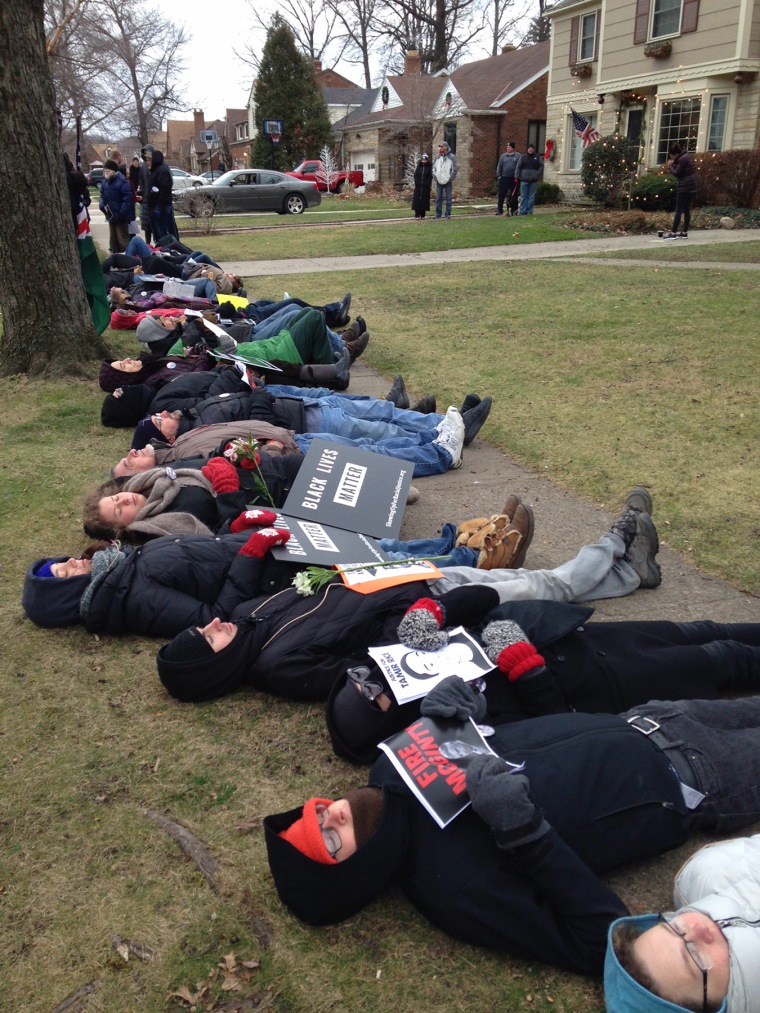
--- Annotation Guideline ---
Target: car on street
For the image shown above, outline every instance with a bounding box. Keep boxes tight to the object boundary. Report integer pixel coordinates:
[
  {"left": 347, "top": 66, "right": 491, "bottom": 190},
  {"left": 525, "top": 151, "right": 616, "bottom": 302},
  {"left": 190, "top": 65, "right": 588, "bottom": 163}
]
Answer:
[
  {"left": 170, "top": 167, "right": 207, "bottom": 190},
  {"left": 178, "top": 168, "right": 321, "bottom": 216},
  {"left": 86, "top": 166, "right": 105, "bottom": 187}
]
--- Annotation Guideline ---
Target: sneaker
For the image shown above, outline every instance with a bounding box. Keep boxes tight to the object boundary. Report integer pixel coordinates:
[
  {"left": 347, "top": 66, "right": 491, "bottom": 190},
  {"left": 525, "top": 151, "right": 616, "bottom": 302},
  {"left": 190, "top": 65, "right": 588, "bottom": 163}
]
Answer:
[
  {"left": 610, "top": 506, "right": 639, "bottom": 549},
  {"left": 662, "top": 232, "right": 678, "bottom": 240},
  {"left": 385, "top": 374, "right": 409, "bottom": 409},
  {"left": 676, "top": 232, "right": 688, "bottom": 239},
  {"left": 626, "top": 511, "right": 662, "bottom": 588},
  {"left": 625, "top": 486, "right": 653, "bottom": 516},
  {"left": 411, "top": 394, "right": 437, "bottom": 414},
  {"left": 463, "top": 396, "right": 493, "bottom": 446},
  {"left": 461, "top": 393, "right": 480, "bottom": 415},
  {"left": 434, "top": 406, "right": 465, "bottom": 469}
]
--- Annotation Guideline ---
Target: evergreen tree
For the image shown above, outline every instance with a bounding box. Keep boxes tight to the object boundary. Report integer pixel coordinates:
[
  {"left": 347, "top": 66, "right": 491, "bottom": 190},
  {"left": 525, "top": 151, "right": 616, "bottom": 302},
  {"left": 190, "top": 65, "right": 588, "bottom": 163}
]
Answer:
[{"left": 252, "top": 16, "right": 334, "bottom": 171}]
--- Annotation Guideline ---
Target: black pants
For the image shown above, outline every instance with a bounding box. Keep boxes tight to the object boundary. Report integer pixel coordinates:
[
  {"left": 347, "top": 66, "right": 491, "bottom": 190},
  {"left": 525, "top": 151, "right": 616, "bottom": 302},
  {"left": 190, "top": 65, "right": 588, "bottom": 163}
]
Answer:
[{"left": 672, "top": 191, "right": 694, "bottom": 233}]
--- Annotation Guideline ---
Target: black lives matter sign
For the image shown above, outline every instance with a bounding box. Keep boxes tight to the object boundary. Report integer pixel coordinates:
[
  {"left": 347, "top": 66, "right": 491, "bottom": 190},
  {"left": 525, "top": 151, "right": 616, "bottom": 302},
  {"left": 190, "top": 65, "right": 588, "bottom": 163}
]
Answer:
[{"left": 281, "top": 438, "right": 413, "bottom": 539}]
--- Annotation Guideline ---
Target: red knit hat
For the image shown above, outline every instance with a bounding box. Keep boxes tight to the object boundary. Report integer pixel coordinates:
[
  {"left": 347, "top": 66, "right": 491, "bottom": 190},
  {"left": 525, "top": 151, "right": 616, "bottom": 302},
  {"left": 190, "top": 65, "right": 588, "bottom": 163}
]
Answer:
[{"left": 280, "top": 798, "right": 337, "bottom": 865}]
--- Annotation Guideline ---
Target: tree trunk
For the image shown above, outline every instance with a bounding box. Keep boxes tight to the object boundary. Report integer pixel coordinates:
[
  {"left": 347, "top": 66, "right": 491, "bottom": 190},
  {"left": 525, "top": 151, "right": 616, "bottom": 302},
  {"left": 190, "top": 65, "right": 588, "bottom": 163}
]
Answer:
[{"left": 0, "top": 0, "right": 110, "bottom": 376}]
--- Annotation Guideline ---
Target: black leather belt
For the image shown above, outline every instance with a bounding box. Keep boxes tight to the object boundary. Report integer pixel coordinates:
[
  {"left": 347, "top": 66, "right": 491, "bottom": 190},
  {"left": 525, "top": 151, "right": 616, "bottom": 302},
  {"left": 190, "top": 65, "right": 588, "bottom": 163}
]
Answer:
[{"left": 626, "top": 714, "right": 700, "bottom": 792}]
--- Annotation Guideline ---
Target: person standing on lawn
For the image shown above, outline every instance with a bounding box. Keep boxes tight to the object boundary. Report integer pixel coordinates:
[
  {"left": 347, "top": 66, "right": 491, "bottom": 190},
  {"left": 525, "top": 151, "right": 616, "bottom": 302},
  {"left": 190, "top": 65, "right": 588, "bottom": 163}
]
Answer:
[
  {"left": 433, "top": 141, "right": 457, "bottom": 220},
  {"left": 412, "top": 153, "right": 433, "bottom": 220},
  {"left": 517, "top": 143, "right": 543, "bottom": 215}
]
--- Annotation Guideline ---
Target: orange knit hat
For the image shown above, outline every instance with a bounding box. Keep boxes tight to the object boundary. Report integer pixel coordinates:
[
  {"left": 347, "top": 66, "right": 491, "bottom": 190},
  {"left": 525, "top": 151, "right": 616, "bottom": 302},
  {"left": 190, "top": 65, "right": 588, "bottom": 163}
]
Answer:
[{"left": 279, "top": 797, "right": 337, "bottom": 865}]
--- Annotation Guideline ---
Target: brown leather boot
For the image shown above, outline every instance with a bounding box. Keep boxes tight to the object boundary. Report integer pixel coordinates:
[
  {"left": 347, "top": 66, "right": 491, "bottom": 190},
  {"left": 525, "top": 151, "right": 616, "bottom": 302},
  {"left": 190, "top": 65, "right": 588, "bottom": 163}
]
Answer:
[{"left": 504, "top": 503, "right": 535, "bottom": 568}]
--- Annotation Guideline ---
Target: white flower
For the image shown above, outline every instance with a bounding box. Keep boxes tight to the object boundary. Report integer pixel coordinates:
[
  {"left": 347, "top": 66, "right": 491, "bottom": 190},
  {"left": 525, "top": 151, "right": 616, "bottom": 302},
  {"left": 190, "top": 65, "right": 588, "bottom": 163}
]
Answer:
[{"left": 293, "top": 571, "right": 315, "bottom": 596}]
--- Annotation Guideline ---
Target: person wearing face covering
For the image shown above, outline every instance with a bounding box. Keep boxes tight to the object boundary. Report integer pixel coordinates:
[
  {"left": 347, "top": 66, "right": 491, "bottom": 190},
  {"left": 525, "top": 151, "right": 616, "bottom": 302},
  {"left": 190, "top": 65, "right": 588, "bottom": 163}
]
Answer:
[{"left": 265, "top": 691, "right": 760, "bottom": 980}]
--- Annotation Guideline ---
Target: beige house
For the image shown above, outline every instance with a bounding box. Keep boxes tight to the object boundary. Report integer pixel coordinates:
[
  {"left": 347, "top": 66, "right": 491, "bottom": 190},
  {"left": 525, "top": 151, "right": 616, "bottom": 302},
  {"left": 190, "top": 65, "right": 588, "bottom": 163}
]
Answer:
[{"left": 544, "top": 0, "right": 760, "bottom": 197}]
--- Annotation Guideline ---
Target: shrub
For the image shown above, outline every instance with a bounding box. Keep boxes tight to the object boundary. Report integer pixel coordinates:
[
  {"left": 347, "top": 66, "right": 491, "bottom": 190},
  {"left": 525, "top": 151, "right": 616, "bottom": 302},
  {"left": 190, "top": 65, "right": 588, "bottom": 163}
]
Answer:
[
  {"left": 630, "top": 170, "right": 677, "bottom": 211},
  {"left": 694, "top": 149, "right": 760, "bottom": 207},
  {"left": 536, "top": 181, "right": 561, "bottom": 204},
  {"left": 581, "top": 134, "right": 639, "bottom": 206}
]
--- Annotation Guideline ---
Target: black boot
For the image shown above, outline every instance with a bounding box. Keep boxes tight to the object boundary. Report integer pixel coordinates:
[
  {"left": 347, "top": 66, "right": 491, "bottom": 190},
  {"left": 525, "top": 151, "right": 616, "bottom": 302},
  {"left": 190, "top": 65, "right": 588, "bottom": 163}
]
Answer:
[{"left": 385, "top": 375, "right": 409, "bottom": 409}]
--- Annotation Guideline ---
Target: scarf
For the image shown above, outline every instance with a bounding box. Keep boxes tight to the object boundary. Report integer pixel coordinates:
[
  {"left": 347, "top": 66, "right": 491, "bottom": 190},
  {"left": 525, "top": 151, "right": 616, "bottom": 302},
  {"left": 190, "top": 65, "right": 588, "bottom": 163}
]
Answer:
[
  {"left": 122, "top": 466, "right": 216, "bottom": 538},
  {"left": 79, "top": 545, "right": 126, "bottom": 620}
]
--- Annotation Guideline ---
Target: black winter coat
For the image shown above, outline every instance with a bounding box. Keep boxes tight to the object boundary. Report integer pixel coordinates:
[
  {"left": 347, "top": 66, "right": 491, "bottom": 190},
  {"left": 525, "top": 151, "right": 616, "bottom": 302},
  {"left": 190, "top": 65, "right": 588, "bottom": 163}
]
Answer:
[
  {"left": 265, "top": 710, "right": 691, "bottom": 974},
  {"left": 83, "top": 533, "right": 262, "bottom": 636},
  {"left": 411, "top": 161, "right": 432, "bottom": 213},
  {"left": 147, "top": 150, "right": 173, "bottom": 208}
]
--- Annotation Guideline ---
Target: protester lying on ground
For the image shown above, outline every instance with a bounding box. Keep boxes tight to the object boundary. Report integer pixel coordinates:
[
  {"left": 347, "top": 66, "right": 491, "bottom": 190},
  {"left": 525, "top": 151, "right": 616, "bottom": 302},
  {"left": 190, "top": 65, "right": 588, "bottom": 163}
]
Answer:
[
  {"left": 22, "top": 502, "right": 521, "bottom": 638},
  {"left": 605, "top": 833, "right": 760, "bottom": 1013},
  {"left": 264, "top": 694, "right": 760, "bottom": 977},
  {"left": 153, "top": 491, "right": 654, "bottom": 703},
  {"left": 81, "top": 461, "right": 252, "bottom": 542},
  {"left": 99, "top": 351, "right": 217, "bottom": 393},
  {"left": 328, "top": 603, "right": 760, "bottom": 761},
  {"left": 127, "top": 380, "right": 483, "bottom": 476}
]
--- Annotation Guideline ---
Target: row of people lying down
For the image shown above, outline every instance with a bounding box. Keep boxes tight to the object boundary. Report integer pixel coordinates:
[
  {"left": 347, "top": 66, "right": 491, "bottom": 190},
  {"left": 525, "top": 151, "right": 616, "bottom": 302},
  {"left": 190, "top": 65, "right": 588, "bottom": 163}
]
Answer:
[{"left": 22, "top": 487, "right": 760, "bottom": 1012}]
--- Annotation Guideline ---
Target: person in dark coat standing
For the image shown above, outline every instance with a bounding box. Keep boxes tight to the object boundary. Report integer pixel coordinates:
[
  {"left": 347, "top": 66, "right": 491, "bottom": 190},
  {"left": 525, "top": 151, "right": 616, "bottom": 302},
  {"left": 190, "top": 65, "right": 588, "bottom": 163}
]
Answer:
[
  {"left": 516, "top": 143, "right": 543, "bottom": 215},
  {"left": 145, "top": 148, "right": 176, "bottom": 242},
  {"left": 664, "top": 143, "right": 698, "bottom": 239},
  {"left": 63, "top": 153, "right": 90, "bottom": 229},
  {"left": 138, "top": 144, "right": 154, "bottom": 243},
  {"left": 99, "top": 159, "right": 136, "bottom": 253},
  {"left": 495, "top": 142, "right": 521, "bottom": 215},
  {"left": 411, "top": 153, "right": 432, "bottom": 219}
]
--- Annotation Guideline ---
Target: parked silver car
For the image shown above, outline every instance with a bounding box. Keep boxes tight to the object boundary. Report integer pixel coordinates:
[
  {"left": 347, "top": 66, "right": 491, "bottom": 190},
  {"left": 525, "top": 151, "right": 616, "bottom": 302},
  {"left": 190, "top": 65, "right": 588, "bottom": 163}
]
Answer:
[{"left": 179, "top": 169, "right": 321, "bottom": 216}]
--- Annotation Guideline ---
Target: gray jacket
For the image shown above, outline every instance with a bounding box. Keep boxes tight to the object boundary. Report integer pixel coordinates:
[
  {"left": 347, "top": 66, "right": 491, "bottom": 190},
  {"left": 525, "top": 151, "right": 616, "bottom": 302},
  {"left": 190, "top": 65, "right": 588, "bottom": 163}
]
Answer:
[
  {"left": 433, "top": 152, "right": 457, "bottom": 185},
  {"left": 497, "top": 150, "right": 521, "bottom": 179}
]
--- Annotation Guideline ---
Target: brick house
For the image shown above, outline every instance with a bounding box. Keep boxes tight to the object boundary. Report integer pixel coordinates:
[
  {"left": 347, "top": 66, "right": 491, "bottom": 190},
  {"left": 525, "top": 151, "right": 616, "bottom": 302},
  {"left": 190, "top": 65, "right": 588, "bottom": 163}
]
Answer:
[
  {"left": 544, "top": 0, "right": 760, "bottom": 198},
  {"left": 335, "top": 44, "right": 549, "bottom": 194}
]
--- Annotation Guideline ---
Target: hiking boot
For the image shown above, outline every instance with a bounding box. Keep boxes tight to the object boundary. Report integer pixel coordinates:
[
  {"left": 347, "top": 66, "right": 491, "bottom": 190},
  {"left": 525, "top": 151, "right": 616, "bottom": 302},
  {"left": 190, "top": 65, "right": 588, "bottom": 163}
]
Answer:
[
  {"left": 626, "top": 511, "right": 662, "bottom": 588},
  {"left": 411, "top": 394, "right": 437, "bottom": 414},
  {"left": 345, "top": 331, "right": 369, "bottom": 364},
  {"left": 461, "top": 393, "right": 480, "bottom": 415},
  {"left": 610, "top": 506, "right": 639, "bottom": 550},
  {"left": 333, "top": 292, "right": 352, "bottom": 326},
  {"left": 505, "top": 503, "right": 535, "bottom": 568},
  {"left": 463, "top": 396, "right": 493, "bottom": 446},
  {"left": 385, "top": 374, "right": 409, "bottom": 409},
  {"left": 433, "top": 406, "right": 465, "bottom": 469},
  {"left": 625, "top": 486, "right": 653, "bottom": 516},
  {"left": 502, "top": 493, "right": 521, "bottom": 521},
  {"left": 340, "top": 318, "right": 365, "bottom": 342}
]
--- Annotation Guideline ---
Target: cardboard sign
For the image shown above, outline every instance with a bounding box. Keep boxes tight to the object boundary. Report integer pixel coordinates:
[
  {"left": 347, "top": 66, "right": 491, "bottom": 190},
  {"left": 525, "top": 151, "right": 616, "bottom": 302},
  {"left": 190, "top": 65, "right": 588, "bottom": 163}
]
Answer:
[
  {"left": 268, "top": 514, "right": 389, "bottom": 567},
  {"left": 368, "top": 628, "right": 494, "bottom": 704},
  {"left": 281, "top": 439, "right": 412, "bottom": 539},
  {"left": 162, "top": 278, "right": 198, "bottom": 298},
  {"left": 379, "top": 716, "right": 500, "bottom": 828},
  {"left": 336, "top": 558, "right": 443, "bottom": 595}
]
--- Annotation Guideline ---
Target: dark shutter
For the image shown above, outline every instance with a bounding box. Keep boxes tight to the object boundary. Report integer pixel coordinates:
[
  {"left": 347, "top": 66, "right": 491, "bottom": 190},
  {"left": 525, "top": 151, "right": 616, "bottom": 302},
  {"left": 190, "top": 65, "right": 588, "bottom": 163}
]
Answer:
[
  {"left": 569, "top": 16, "right": 579, "bottom": 64},
  {"left": 633, "top": 0, "right": 650, "bottom": 44},
  {"left": 594, "top": 11, "right": 601, "bottom": 60},
  {"left": 681, "top": 0, "right": 700, "bottom": 33}
]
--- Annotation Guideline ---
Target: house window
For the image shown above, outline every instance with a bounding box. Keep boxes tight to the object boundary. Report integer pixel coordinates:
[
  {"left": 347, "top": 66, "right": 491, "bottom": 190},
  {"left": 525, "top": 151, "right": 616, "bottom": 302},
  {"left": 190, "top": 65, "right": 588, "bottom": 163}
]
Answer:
[
  {"left": 567, "top": 112, "right": 596, "bottom": 170},
  {"left": 657, "top": 96, "right": 700, "bottom": 162},
  {"left": 626, "top": 108, "right": 644, "bottom": 160},
  {"left": 443, "top": 122, "right": 457, "bottom": 153},
  {"left": 527, "top": 120, "right": 546, "bottom": 155},
  {"left": 236, "top": 124, "right": 247, "bottom": 140},
  {"left": 652, "top": 0, "right": 681, "bottom": 38},
  {"left": 367, "top": 163, "right": 375, "bottom": 170},
  {"left": 579, "top": 12, "right": 597, "bottom": 61},
  {"left": 707, "top": 95, "right": 729, "bottom": 151}
]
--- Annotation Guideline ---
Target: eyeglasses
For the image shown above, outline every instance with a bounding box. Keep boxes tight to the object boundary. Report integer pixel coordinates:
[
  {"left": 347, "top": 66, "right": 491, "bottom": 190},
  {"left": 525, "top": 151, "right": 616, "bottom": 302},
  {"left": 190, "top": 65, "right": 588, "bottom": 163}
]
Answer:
[
  {"left": 658, "top": 913, "right": 710, "bottom": 1013},
  {"left": 315, "top": 803, "right": 341, "bottom": 858}
]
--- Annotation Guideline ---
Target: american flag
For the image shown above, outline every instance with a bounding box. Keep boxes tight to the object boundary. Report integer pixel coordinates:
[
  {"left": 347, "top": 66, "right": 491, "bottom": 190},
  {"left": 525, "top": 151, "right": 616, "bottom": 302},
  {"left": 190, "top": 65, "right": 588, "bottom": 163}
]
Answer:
[{"left": 571, "top": 108, "right": 600, "bottom": 147}]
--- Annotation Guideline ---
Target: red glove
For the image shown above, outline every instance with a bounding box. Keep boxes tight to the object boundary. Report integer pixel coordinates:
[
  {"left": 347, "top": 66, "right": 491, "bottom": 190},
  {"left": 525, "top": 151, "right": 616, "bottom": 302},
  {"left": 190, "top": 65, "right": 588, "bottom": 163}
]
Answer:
[
  {"left": 202, "top": 456, "right": 240, "bottom": 493},
  {"left": 230, "top": 508, "right": 278, "bottom": 533},
  {"left": 405, "top": 598, "right": 444, "bottom": 626},
  {"left": 238, "top": 527, "right": 290, "bottom": 558},
  {"left": 496, "top": 642, "right": 545, "bottom": 682},
  {"left": 239, "top": 452, "right": 261, "bottom": 471}
]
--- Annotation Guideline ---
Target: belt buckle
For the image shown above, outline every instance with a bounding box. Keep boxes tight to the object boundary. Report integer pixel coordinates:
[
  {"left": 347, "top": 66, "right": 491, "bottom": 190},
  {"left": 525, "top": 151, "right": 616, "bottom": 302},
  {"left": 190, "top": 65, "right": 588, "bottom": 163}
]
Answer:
[{"left": 627, "top": 714, "right": 661, "bottom": 735}]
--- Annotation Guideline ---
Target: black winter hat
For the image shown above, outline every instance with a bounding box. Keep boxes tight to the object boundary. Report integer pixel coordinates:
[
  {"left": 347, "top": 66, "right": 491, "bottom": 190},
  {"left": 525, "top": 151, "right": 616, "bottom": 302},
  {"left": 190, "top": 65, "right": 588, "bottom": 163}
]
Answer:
[
  {"left": 101, "top": 386, "right": 155, "bottom": 428},
  {"left": 156, "top": 625, "right": 252, "bottom": 702},
  {"left": 22, "top": 558, "right": 90, "bottom": 627},
  {"left": 104, "top": 159, "right": 119, "bottom": 171},
  {"left": 131, "top": 416, "right": 163, "bottom": 450},
  {"left": 160, "top": 627, "right": 213, "bottom": 663},
  {"left": 99, "top": 359, "right": 150, "bottom": 391}
]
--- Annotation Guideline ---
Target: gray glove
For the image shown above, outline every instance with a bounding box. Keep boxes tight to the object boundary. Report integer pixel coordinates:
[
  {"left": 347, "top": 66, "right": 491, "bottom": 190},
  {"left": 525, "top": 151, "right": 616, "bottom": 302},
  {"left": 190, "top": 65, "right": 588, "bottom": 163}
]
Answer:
[
  {"left": 466, "top": 755, "right": 549, "bottom": 849},
  {"left": 481, "top": 619, "right": 528, "bottom": 663},
  {"left": 397, "top": 603, "right": 448, "bottom": 652},
  {"left": 420, "top": 675, "right": 487, "bottom": 723}
]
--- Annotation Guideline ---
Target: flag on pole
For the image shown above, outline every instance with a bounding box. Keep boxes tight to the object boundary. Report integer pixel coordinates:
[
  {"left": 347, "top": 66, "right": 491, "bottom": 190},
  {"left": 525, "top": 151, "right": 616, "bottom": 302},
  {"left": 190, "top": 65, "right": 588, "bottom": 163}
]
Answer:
[
  {"left": 571, "top": 108, "right": 600, "bottom": 147},
  {"left": 76, "top": 199, "right": 110, "bottom": 334}
]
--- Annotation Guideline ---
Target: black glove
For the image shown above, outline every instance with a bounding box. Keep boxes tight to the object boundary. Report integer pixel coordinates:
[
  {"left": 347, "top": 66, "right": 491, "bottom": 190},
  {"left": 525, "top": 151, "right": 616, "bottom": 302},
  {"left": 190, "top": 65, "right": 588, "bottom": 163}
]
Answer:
[
  {"left": 466, "top": 755, "right": 549, "bottom": 849},
  {"left": 421, "top": 675, "right": 487, "bottom": 723}
]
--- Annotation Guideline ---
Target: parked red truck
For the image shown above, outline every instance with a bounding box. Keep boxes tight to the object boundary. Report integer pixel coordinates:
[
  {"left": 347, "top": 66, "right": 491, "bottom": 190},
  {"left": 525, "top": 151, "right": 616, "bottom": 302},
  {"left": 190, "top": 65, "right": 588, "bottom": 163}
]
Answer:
[{"left": 286, "top": 160, "right": 364, "bottom": 193}]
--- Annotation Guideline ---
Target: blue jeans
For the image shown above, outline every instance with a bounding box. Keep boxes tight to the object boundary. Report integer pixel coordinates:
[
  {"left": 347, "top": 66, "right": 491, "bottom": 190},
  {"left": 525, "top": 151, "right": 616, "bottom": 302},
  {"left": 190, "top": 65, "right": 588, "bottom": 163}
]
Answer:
[
  {"left": 435, "top": 182, "right": 452, "bottom": 218},
  {"left": 378, "top": 522, "right": 478, "bottom": 568},
  {"left": 125, "top": 235, "right": 153, "bottom": 258},
  {"left": 519, "top": 181, "right": 537, "bottom": 214},
  {"left": 293, "top": 398, "right": 452, "bottom": 477},
  {"left": 251, "top": 306, "right": 343, "bottom": 355}
]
